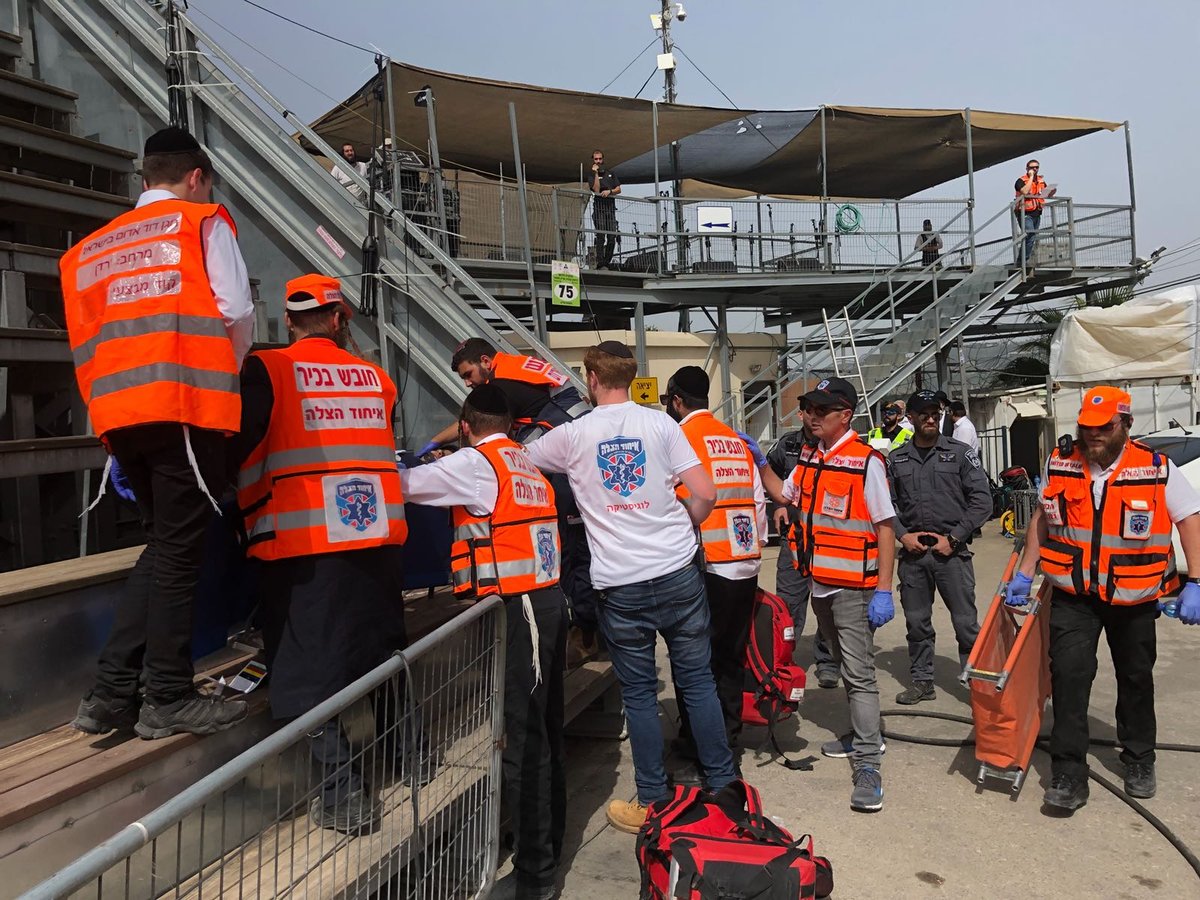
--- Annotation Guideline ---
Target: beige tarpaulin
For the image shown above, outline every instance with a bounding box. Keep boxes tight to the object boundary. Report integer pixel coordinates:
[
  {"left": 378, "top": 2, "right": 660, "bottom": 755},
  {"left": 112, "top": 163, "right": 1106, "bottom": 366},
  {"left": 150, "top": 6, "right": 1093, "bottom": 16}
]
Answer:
[{"left": 309, "top": 61, "right": 1120, "bottom": 199}]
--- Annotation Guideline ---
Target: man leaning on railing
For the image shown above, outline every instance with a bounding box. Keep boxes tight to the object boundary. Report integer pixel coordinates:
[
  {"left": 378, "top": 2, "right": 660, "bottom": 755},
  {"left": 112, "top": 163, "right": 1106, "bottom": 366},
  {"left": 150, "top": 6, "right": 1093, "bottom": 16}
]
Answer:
[{"left": 589, "top": 149, "right": 621, "bottom": 269}]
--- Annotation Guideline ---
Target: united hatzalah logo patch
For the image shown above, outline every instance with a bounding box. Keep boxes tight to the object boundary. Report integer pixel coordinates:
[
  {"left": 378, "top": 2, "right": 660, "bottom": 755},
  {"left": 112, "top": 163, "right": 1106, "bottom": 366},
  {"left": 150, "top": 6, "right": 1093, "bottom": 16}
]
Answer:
[
  {"left": 596, "top": 436, "right": 647, "bottom": 497},
  {"left": 536, "top": 527, "right": 558, "bottom": 578},
  {"left": 732, "top": 513, "right": 755, "bottom": 552},
  {"left": 817, "top": 379, "right": 830, "bottom": 390},
  {"left": 1129, "top": 512, "right": 1150, "bottom": 536},
  {"left": 336, "top": 478, "right": 378, "bottom": 532}
]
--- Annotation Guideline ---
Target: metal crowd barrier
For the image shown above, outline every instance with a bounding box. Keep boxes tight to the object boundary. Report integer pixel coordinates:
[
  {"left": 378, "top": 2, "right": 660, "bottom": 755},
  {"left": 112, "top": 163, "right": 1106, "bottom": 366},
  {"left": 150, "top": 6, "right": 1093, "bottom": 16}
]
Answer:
[
  {"left": 1012, "top": 488, "right": 1040, "bottom": 536},
  {"left": 22, "top": 597, "right": 506, "bottom": 900}
]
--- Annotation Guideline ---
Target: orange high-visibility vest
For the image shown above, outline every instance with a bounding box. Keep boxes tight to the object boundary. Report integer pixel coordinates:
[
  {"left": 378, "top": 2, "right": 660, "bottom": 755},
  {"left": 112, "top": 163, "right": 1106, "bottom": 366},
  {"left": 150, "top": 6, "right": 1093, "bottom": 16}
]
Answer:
[
  {"left": 677, "top": 411, "right": 761, "bottom": 564},
  {"left": 786, "top": 433, "right": 881, "bottom": 589},
  {"left": 1039, "top": 441, "right": 1176, "bottom": 605},
  {"left": 1016, "top": 173, "right": 1047, "bottom": 214},
  {"left": 237, "top": 337, "right": 406, "bottom": 560},
  {"left": 450, "top": 437, "right": 560, "bottom": 597},
  {"left": 489, "top": 352, "right": 569, "bottom": 389},
  {"left": 59, "top": 198, "right": 241, "bottom": 438}
]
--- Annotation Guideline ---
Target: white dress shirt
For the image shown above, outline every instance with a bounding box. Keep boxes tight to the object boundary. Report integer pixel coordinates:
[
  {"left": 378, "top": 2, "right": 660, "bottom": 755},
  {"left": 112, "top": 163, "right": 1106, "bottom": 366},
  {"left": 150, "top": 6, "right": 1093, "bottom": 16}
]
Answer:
[
  {"left": 400, "top": 432, "right": 505, "bottom": 516},
  {"left": 331, "top": 160, "right": 370, "bottom": 200},
  {"left": 952, "top": 416, "right": 980, "bottom": 453},
  {"left": 136, "top": 189, "right": 255, "bottom": 365}
]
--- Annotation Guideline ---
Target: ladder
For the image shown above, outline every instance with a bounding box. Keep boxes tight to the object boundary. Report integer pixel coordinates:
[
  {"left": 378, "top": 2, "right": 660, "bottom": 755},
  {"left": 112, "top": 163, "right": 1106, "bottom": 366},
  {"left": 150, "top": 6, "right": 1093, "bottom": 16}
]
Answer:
[{"left": 821, "top": 307, "right": 875, "bottom": 430}]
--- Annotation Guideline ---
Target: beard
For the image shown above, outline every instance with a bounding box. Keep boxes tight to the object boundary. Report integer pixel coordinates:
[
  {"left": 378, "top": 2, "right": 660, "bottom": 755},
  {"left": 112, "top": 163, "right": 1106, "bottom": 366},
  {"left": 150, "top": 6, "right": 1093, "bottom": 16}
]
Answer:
[{"left": 1077, "top": 424, "right": 1128, "bottom": 468}]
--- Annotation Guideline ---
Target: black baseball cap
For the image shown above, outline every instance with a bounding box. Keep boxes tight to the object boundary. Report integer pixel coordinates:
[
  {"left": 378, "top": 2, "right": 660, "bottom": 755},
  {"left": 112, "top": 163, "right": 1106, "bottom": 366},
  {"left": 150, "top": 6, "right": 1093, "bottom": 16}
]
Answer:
[
  {"left": 907, "top": 390, "right": 940, "bottom": 413},
  {"left": 803, "top": 377, "right": 857, "bottom": 411}
]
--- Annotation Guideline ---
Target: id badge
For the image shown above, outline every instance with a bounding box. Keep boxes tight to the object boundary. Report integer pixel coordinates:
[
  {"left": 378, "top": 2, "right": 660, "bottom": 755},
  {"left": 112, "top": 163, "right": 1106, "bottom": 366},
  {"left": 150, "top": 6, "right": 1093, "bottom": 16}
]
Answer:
[
  {"left": 1122, "top": 501, "right": 1153, "bottom": 541},
  {"left": 821, "top": 491, "right": 850, "bottom": 519},
  {"left": 1041, "top": 496, "right": 1063, "bottom": 526}
]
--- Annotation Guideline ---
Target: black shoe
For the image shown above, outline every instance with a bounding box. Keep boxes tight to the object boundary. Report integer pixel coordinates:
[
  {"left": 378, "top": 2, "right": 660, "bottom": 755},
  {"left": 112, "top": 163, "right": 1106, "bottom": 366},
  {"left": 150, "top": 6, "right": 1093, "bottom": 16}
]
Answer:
[
  {"left": 134, "top": 692, "right": 248, "bottom": 739},
  {"left": 895, "top": 681, "right": 936, "bottom": 705},
  {"left": 816, "top": 670, "right": 839, "bottom": 689},
  {"left": 309, "top": 788, "right": 380, "bottom": 834},
  {"left": 490, "top": 871, "right": 557, "bottom": 900},
  {"left": 1124, "top": 762, "right": 1156, "bottom": 799},
  {"left": 670, "top": 762, "right": 704, "bottom": 788},
  {"left": 1043, "top": 773, "right": 1089, "bottom": 810},
  {"left": 670, "top": 736, "right": 699, "bottom": 761},
  {"left": 71, "top": 691, "right": 138, "bottom": 734}
]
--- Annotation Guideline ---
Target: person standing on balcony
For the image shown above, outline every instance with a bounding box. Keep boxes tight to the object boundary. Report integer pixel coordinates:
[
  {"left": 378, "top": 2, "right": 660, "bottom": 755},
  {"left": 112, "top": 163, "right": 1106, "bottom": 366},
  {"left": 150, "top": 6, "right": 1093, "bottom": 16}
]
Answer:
[
  {"left": 524, "top": 341, "right": 736, "bottom": 834},
  {"left": 588, "top": 149, "right": 621, "bottom": 269},
  {"left": 887, "top": 390, "right": 991, "bottom": 706},
  {"left": 750, "top": 377, "right": 897, "bottom": 813},
  {"left": 401, "top": 384, "right": 567, "bottom": 900},
  {"left": 228, "top": 275, "right": 411, "bottom": 834},
  {"left": 915, "top": 219, "right": 942, "bottom": 267},
  {"left": 332, "top": 142, "right": 369, "bottom": 201},
  {"left": 1014, "top": 158, "right": 1055, "bottom": 264},
  {"left": 61, "top": 126, "right": 253, "bottom": 740}
]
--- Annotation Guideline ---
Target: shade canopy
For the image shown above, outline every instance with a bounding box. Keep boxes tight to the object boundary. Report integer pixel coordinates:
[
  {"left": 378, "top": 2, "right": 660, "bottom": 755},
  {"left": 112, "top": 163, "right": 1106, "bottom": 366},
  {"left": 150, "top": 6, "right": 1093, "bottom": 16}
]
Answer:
[{"left": 310, "top": 61, "right": 1121, "bottom": 199}]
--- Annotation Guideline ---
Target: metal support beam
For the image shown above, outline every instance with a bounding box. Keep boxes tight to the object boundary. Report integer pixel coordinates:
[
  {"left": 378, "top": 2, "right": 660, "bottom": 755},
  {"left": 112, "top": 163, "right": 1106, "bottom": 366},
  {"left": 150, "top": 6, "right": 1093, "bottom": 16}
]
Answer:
[
  {"left": 957, "top": 335, "right": 970, "bottom": 414},
  {"left": 717, "top": 303, "right": 732, "bottom": 416},
  {"left": 820, "top": 106, "right": 831, "bottom": 270},
  {"left": 1124, "top": 120, "right": 1137, "bottom": 263},
  {"left": 634, "top": 301, "right": 647, "bottom": 376},
  {"left": 509, "top": 102, "right": 546, "bottom": 345},
  {"left": 965, "top": 107, "right": 976, "bottom": 268}
]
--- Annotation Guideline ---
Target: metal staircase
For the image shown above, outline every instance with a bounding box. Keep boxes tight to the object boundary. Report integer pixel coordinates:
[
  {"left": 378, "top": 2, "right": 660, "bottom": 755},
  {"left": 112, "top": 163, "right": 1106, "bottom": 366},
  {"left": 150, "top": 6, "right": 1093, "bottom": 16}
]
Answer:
[
  {"left": 730, "top": 203, "right": 1029, "bottom": 433},
  {"left": 42, "top": 0, "right": 581, "bottom": 444}
]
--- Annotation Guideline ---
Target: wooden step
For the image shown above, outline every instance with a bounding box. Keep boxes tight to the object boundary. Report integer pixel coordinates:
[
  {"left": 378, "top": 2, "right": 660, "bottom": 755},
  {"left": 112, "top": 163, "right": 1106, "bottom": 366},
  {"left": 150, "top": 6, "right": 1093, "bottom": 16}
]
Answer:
[
  {"left": 0, "top": 68, "right": 76, "bottom": 117},
  {"left": 0, "top": 325, "right": 71, "bottom": 365},
  {"left": 0, "top": 239, "right": 63, "bottom": 278},
  {"left": 0, "top": 433, "right": 105, "bottom": 478},
  {"left": 0, "top": 170, "right": 130, "bottom": 228},
  {"left": 0, "top": 544, "right": 140, "bottom": 607},
  {"left": 0, "top": 114, "right": 134, "bottom": 185}
]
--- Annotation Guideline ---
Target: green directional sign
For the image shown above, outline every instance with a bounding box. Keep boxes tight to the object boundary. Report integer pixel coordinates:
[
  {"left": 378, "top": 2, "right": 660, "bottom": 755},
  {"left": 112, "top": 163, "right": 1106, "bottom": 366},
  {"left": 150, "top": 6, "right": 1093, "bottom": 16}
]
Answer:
[{"left": 551, "top": 260, "right": 581, "bottom": 308}]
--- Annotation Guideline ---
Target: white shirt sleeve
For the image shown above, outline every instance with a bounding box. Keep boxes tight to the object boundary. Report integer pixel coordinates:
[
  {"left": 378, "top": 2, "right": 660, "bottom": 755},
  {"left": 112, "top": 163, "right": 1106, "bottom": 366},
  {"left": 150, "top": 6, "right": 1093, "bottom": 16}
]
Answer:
[
  {"left": 781, "top": 466, "right": 799, "bottom": 504},
  {"left": 1166, "top": 459, "right": 1200, "bottom": 523},
  {"left": 201, "top": 215, "right": 255, "bottom": 366},
  {"left": 664, "top": 417, "right": 702, "bottom": 475},
  {"left": 400, "top": 448, "right": 498, "bottom": 517},
  {"left": 753, "top": 465, "right": 768, "bottom": 545},
  {"left": 863, "top": 453, "right": 897, "bottom": 524},
  {"left": 524, "top": 424, "right": 571, "bottom": 473}
]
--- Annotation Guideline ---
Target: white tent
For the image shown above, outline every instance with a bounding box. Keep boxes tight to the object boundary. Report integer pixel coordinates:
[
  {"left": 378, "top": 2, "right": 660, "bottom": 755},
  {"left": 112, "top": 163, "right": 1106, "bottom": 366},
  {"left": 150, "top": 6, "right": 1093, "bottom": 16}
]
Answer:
[{"left": 1050, "top": 285, "right": 1200, "bottom": 383}]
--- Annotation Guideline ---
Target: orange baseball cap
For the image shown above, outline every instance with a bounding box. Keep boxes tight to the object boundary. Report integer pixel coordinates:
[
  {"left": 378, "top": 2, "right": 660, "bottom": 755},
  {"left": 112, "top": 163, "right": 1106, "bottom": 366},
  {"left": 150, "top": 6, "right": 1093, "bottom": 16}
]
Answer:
[
  {"left": 284, "top": 274, "right": 352, "bottom": 317},
  {"left": 1077, "top": 385, "right": 1131, "bottom": 427}
]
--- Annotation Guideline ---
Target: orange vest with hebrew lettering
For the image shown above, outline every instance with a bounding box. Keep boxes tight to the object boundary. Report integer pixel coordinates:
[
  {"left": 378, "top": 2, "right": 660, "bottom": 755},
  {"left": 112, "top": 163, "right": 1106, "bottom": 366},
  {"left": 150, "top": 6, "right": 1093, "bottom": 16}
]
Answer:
[
  {"left": 786, "top": 433, "right": 881, "bottom": 589},
  {"left": 677, "top": 411, "right": 761, "bottom": 564},
  {"left": 59, "top": 199, "right": 240, "bottom": 438},
  {"left": 1016, "top": 172, "right": 1047, "bottom": 214},
  {"left": 450, "top": 437, "right": 560, "bottom": 597},
  {"left": 236, "top": 338, "right": 406, "bottom": 561},
  {"left": 1039, "top": 441, "right": 1176, "bottom": 605}
]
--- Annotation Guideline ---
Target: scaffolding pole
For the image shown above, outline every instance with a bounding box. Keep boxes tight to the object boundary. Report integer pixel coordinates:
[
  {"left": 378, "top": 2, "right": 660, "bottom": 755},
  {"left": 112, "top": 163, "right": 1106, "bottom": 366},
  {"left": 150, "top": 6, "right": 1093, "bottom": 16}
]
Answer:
[{"left": 509, "top": 102, "right": 546, "bottom": 345}]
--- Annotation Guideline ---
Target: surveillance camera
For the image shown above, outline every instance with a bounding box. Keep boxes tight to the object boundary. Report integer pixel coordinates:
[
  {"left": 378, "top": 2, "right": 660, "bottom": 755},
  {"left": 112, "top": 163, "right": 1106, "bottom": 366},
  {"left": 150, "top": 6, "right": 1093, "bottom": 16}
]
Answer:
[{"left": 675, "top": 3, "right": 687, "bottom": 20}]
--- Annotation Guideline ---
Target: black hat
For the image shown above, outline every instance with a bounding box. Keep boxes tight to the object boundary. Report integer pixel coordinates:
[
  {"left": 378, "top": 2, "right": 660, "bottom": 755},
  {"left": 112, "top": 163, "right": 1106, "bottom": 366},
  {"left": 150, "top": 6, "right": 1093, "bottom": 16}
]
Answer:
[
  {"left": 907, "top": 390, "right": 940, "bottom": 413},
  {"left": 667, "top": 365, "right": 709, "bottom": 400},
  {"left": 593, "top": 340, "right": 634, "bottom": 359},
  {"left": 802, "top": 376, "right": 857, "bottom": 411},
  {"left": 464, "top": 383, "right": 511, "bottom": 417},
  {"left": 143, "top": 126, "right": 201, "bottom": 156},
  {"left": 933, "top": 389, "right": 950, "bottom": 403}
]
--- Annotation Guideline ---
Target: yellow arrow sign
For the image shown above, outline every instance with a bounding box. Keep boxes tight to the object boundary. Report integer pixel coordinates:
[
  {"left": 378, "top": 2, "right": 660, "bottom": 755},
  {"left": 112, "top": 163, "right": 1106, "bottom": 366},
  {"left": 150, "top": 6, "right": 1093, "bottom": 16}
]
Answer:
[{"left": 632, "top": 376, "right": 659, "bottom": 406}]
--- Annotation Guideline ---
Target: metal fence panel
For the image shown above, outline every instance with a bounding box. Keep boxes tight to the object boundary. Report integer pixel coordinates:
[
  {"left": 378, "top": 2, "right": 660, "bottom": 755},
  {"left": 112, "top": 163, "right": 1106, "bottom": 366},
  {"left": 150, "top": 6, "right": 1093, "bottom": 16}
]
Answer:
[{"left": 23, "top": 597, "right": 506, "bottom": 900}]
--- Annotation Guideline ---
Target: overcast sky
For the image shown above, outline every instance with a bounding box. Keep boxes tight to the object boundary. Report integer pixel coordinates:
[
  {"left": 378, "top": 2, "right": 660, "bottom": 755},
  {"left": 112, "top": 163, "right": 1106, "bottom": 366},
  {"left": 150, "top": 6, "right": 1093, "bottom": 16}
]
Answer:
[{"left": 190, "top": 0, "right": 1199, "bottom": 285}]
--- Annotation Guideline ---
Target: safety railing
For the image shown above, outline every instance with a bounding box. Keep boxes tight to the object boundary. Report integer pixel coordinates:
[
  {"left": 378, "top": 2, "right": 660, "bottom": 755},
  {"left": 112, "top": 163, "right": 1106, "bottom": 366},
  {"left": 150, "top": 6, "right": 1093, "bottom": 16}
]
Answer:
[
  {"left": 977, "top": 425, "right": 1011, "bottom": 477},
  {"left": 22, "top": 597, "right": 506, "bottom": 900}
]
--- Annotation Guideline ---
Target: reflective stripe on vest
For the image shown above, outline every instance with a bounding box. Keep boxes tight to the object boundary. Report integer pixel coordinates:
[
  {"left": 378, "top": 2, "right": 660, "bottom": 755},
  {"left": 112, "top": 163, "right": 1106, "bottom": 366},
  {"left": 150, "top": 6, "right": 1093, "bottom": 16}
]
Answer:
[
  {"left": 450, "top": 438, "right": 560, "bottom": 597},
  {"left": 789, "top": 432, "right": 880, "bottom": 589},
  {"left": 236, "top": 339, "right": 406, "bottom": 560},
  {"left": 59, "top": 199, "right": 240, "bottom": 437},
  {"left": 1040, "top": 442, "right": 1175, "bottom": 605},
  {"left": 678, "top": 411, "right": 762, "bottom": 564}
]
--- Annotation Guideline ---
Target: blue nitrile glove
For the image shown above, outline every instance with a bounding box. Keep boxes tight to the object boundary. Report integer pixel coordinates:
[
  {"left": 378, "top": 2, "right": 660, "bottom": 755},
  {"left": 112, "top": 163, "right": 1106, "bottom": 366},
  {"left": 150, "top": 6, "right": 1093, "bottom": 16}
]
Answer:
[
  {"left": 867, "top": 590, "right": 894, "bottom": 629},
  {"left": 1006, "top": 571, "right": 1034, "bottom": 607},
  {"left": 415, "top": 440, "right": 441, "bottom": 458},
  {"left": 109, "top": 457, "right": 136, "bottom": 503},
  {"left": 736, "top": 430, "right": 767, "bottom": 468},
  {"left": 1178, "top": 582, "right": 1200, "bottom": 625}
]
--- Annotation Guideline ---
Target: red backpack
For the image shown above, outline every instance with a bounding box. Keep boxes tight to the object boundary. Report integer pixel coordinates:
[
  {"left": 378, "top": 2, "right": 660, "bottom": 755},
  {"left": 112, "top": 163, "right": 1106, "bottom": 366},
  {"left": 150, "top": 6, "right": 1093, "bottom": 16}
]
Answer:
[
  {"left": 743, "top": 589, "right": 808, "bottom": 763},
  {"left": 636, "top": 780, "right": 834, "bottom": 899}
]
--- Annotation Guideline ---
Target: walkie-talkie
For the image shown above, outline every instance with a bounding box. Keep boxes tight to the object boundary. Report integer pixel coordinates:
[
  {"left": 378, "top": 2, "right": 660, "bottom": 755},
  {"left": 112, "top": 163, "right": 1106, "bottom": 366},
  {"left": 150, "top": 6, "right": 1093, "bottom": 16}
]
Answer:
[{"left": 1057, "top": 434, "right": 1075, "bottom": 458}]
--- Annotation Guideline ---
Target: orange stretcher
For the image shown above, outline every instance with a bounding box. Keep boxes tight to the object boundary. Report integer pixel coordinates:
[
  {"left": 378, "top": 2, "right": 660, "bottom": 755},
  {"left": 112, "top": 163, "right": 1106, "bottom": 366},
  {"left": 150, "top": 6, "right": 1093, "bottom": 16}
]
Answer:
[{"left": 960, "top": 542, "right": 1052, "bottom": 793}]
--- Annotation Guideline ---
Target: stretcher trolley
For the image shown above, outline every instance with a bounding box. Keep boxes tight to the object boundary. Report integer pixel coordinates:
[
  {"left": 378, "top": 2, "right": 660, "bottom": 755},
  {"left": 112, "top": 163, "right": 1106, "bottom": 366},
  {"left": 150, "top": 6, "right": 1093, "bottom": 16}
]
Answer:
[{"left": 960, "top": 543, "right": 1051, "bottom": 794}]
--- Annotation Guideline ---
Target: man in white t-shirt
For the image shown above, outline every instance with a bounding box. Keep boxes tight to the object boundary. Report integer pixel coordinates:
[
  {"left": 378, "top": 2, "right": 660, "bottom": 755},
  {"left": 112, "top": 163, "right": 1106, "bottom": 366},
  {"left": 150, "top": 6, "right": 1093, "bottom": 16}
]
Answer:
[
  {"left": 332, "top": 142, "right": 369, "bottom": 200},
  {"left": 525, "top": 341, "right": 735, "bottom": 834},
  {"left": 949, "top": 400, "right": 980, "bottom": 453},
  {"left": 751, "top": 376, "right": 897, "bottom": 813}
]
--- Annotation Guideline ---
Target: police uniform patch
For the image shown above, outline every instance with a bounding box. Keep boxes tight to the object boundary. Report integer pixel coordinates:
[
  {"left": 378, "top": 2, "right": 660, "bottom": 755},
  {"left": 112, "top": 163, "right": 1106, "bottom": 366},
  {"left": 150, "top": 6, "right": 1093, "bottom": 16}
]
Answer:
[
  {"left": 965, "top": 448, "right": 982, "bottom": 469},
  {"left": 938, "top": 451, "right": 956, "bottom": 463}
]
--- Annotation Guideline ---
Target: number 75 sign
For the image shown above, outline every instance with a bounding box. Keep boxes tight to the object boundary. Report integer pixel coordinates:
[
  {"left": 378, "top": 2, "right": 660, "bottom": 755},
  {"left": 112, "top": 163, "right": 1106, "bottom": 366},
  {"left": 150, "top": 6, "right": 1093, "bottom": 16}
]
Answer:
[{"left": 551, "top": 260, "right": 581, "bottom": 308}]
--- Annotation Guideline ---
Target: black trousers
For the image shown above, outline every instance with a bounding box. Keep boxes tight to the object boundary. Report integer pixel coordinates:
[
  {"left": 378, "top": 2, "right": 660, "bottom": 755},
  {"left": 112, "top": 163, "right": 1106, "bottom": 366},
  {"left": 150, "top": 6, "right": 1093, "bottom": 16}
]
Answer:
[
  {"left": 559, "top": 518, "right": 599, "bottom": 632},
  {"left": 677, "top": 572, "right": 756, "bottom": 746},
  {"left": 1048, "top": 588, "right": 1158, "bottom": 778},
  {"left": 95, "top": 423, "right": 225, "bottom": 704},
  {"left": 504, "top": 588, "right": 568, "bottom": 894},
  {"left": 592, "top": 206, "right": 617, "bottom": 267}
]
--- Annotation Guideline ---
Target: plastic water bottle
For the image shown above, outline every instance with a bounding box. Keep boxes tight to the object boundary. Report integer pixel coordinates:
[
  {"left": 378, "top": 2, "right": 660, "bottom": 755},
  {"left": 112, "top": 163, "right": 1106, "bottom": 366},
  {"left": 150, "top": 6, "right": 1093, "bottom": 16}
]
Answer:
[{"left": 1159, "top": 599, "right": 1180, "bottom": 619}]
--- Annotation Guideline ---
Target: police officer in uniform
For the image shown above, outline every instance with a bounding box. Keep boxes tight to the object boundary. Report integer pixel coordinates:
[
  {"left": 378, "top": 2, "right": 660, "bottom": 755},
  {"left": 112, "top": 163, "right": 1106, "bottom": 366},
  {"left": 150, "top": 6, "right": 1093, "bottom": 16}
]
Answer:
[
  {"left": 888, "top": 390, "right": 992, "bottom": 705},
  {"left": 228, "top": 275, "right": 410, "bottom": 834},
  {"left": 1009, "top": 386, "right": 1200, "bottom": 811},
  {"left": 402, "top": 385, "right": 567, "bottom": 900},
  {"left": 866, "top": 402, "right": 913, "bottom": 452}
]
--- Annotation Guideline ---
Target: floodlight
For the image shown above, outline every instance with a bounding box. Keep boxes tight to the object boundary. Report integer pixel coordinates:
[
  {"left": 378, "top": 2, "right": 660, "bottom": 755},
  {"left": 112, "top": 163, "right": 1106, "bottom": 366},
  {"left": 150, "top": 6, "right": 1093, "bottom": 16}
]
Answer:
[{"left": 650, "top": 13, "right": 662, "bottom": 29}]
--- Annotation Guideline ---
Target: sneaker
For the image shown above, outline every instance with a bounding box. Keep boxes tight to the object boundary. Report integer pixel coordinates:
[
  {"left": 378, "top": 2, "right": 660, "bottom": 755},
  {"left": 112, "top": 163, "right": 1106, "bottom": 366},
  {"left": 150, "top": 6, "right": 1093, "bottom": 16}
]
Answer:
[
  {"left": 895, "top": 681, "right": 936, "bottom": 705},
  {"left": 816, "top": 670, "right": 839, "bottom": 689},
  {"left": 1124, "top": 762, "right": 1156, "bottom": 799},
  {"left": 606, "top": 799, "right": 649, "bottom": 834},
  {"left": 1043, "top": 773, "right": 1089, "bottom": 810},
  {"left": 850, "top": 766, "right": 884, "bottom": 812},
  {"left": 309, "top": 788, "right": 380, "bottom": 834},
  {"left": 820, "top": 732, "right": 886, "bottom": 759},
  {"left": 71, "top": 691, "right": 138, "bottom": 734},
  {"left": 134, "top": 692, "right": 248, "bottom": 739}
]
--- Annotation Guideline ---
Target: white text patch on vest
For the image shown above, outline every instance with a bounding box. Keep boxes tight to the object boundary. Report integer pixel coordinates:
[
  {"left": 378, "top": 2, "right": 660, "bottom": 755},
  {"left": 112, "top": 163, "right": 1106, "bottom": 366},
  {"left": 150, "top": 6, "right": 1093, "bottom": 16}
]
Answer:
[
  {"left": 301, "top": 397, "right": 388, "bottom": 430},
  {"left": 293, "top": 362, "right": 382, "bottom": 393}
]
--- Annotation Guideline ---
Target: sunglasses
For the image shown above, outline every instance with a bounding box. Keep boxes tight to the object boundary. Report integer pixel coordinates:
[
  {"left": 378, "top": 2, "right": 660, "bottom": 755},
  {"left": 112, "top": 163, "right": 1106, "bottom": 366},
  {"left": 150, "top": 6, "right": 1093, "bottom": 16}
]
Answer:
[
  {"left": 1080, "top": 422, "right": 1118, "bottom": 434},
  {"left": 810, "top": 405, "right": 849, "bottom": 419},
  {"left": 914, "top": 409, "right": 940, "bottom": 420}
]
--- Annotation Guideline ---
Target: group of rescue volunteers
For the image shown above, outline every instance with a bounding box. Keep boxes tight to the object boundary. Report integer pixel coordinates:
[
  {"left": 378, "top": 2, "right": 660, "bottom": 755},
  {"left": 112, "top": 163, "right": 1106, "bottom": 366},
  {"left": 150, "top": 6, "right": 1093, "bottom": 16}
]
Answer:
[{"left": 58, "top": 128, "right": 1200, "bottom": 899}]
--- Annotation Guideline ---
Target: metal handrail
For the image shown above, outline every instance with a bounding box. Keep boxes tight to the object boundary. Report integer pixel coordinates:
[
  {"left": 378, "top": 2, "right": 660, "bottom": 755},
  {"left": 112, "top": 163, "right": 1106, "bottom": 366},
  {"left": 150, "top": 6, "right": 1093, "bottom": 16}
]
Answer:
[{"left": 20, "top": 595, "right": 507, "bottom": 900}]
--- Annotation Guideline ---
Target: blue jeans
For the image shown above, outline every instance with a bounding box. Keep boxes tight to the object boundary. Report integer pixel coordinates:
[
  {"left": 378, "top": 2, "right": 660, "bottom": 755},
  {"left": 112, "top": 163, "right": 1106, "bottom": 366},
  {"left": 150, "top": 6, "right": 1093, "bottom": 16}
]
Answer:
[
  {"left": 599, "top": 562, "right": 735, "bottom": 805},
  {"left": 1022, "top": 210, "right": 1041, "bottom": 262}
]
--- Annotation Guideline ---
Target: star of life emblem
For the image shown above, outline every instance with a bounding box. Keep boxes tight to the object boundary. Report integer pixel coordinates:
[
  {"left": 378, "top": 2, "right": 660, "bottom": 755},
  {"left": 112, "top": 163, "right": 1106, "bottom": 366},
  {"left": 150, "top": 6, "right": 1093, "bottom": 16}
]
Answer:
[
  {"left": 336, "top": 478, "right": 378, "bottom": 532},
  {"left": 731, "top": 513, "right": 755, "bottom": 552},
  {"left": 536, "top": 527, "right": 557, "bottom": 578},
  {"left": 596, "top": 436, "right": 647, "bottom": 497}
]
